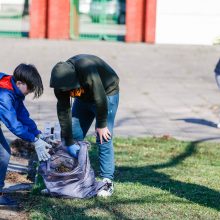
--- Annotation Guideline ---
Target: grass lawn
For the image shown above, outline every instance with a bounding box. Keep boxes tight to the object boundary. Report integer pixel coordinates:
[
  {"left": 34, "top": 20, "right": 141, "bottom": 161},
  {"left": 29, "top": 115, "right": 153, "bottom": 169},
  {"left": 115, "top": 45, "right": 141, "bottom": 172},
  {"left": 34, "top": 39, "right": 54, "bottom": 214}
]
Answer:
[{"left": 19, "top": 137, "right": 220, "bottom": 219}]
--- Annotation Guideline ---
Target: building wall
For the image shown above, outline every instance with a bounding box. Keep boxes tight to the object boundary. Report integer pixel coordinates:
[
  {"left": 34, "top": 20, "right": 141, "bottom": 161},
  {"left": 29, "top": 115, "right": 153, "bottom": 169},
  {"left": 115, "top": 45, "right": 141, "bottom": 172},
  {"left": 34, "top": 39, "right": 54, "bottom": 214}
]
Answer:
[
  {"left": 0, "top": 0, "right": 25, "bottom": 5},
  {"left": 156, "top": 0, "right": 220, "bottom": 45},
  {"left": 0, "top": 0, "right": 25, "bottom": 12}
]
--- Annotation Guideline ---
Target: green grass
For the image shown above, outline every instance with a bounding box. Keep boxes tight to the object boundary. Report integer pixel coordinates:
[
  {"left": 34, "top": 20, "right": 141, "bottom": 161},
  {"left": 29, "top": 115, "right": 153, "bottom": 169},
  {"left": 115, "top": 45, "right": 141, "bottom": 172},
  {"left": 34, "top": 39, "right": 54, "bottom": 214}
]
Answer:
[{"left": 20, "top": 137, "right": 220, "bottom": 219}]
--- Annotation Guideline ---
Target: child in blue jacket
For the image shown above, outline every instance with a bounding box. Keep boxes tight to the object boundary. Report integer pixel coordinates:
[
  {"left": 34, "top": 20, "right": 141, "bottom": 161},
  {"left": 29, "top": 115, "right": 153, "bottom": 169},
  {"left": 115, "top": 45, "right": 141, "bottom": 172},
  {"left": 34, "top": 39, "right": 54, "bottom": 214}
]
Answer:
[{"left": 0, "top": 64, "right": 51, "bottom": 206}]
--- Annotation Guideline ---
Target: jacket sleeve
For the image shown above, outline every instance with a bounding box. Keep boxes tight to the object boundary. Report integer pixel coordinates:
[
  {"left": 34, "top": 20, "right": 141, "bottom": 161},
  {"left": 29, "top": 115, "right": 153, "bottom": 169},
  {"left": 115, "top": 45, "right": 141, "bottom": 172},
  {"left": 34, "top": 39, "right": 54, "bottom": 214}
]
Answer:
[
  {"left": 0, "top": 91, "right": 36, "bottom": 142},
  {"left": 86, "top": 66, "right": 108, "bottom": 128},
  {"left": 54, "top": 89, "right": 74, "bottom": 146},
  {"left": 215, "top": 59, "right": 220, "bottom": 75},
  {"left": 16, "top": 102, "right": 41, "bottom": 137}
]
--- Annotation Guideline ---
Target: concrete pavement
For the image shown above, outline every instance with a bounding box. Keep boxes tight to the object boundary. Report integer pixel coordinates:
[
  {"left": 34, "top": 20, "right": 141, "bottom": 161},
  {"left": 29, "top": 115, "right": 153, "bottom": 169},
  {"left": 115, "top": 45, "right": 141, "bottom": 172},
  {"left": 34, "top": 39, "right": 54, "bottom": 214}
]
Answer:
[{"left": 1, "top": 38, "right": 220, "bottom": 142}]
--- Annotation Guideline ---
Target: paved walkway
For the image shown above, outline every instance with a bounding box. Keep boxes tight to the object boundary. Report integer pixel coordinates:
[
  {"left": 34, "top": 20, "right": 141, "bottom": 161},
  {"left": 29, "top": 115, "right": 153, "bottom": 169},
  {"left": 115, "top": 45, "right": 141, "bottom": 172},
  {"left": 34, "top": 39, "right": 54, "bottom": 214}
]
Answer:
[{"left": 1, "top": 38, "right": 220, "bottom": 143}]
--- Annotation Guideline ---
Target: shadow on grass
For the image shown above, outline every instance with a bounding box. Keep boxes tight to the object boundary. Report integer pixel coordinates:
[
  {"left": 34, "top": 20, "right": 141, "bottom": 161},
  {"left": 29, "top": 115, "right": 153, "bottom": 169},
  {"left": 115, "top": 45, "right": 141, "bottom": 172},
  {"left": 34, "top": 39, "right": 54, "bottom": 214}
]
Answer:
[
  {"left": 115, "top": 137, "right": 220, "bottom": 211},
  {"left": 16, "top": 192, "right": 133, "bottom": 220},
  {"left": 16, "top": 137, "right": 220, "bottom": 218},
  {"left": 17, "top": 191, "right": 192, "bottom": 220}
]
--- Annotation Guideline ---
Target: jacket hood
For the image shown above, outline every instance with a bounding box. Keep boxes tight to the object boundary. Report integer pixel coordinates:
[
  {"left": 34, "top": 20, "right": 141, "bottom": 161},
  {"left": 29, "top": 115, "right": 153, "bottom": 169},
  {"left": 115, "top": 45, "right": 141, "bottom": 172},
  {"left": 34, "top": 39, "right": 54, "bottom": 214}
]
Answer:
[
  {"left": 0, "top": 73, "right": 13, "bottom": 91},
  {"left": 0, "top": 72, "right": 8, "bottom": 80},
  {"left": 0, "top": 72, "right": 24, "bottom": 100},
  {"left": 50, "top": 61, "right": 80, "bottom": 90}
]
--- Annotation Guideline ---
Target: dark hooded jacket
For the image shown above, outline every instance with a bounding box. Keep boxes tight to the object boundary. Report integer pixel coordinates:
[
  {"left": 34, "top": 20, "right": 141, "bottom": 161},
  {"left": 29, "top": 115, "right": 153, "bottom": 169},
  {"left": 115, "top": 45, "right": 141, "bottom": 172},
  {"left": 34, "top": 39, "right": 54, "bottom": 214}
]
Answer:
[
  {"left": 50, "top": 54, "right": 119, "bottom": 146},
  {"left": 0, "top": 72, "right": 40, "bottom": 146}
]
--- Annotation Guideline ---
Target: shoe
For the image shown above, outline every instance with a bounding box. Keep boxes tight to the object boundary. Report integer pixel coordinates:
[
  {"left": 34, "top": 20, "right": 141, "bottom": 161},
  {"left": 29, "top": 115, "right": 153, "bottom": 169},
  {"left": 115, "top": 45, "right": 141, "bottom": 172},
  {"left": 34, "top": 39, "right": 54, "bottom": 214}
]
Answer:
[
  {"left": 97, "top": 178, "right": 114, "bottom": 197},
  {"left": 0, "top": 195, "right": 17, "bottom": 206},
  {"left": 41, "top": 189, "right": 49, "bottom": 195}
]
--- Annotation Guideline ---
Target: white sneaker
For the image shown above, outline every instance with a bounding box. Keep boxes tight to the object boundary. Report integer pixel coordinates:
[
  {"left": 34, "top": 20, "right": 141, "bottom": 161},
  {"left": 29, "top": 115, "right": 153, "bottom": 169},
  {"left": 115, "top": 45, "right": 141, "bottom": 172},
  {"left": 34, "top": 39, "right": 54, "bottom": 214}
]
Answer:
[
  {"left": 41, "top": 189, "right": 49, "bottom": 195},
  {"left": 97, "top": 178, "right": 114, "bottom": 197}
]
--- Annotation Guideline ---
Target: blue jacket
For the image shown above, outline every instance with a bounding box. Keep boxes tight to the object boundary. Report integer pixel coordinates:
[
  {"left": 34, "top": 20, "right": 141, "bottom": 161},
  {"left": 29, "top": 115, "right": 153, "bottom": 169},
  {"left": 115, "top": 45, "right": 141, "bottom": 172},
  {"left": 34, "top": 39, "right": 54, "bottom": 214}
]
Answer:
[{"left": 0, "top": 72, "right": 40, "bottom": 143}]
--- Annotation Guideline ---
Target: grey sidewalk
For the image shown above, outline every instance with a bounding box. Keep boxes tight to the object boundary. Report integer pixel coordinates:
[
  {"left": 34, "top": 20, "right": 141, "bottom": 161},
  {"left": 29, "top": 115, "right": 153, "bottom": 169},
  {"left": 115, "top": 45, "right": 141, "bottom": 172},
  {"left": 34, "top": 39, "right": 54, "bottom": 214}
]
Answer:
[{"left": 1, "top": 38, "right": 220, "bottom": 142}]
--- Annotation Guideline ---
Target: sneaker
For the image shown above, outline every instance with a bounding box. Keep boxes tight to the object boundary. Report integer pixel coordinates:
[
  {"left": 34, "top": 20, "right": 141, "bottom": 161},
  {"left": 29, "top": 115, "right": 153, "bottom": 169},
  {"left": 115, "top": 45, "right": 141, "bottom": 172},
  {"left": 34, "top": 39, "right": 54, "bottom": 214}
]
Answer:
[
  {"left": 41, "top": 189, "right": 49, "bottom": 195},
  {"left": 0, "top": 195, "right": 17, "bottom": 206},
  {"left": 97, "top": 178, "right": 114, "bottom": 197}
]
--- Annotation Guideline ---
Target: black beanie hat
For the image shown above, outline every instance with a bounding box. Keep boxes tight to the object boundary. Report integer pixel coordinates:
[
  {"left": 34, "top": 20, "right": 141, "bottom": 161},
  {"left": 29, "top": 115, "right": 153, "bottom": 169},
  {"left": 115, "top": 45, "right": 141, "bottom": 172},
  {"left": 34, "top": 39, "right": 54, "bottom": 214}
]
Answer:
[{"left": 50, "top": 61, "right": 80, "bottom": 90}]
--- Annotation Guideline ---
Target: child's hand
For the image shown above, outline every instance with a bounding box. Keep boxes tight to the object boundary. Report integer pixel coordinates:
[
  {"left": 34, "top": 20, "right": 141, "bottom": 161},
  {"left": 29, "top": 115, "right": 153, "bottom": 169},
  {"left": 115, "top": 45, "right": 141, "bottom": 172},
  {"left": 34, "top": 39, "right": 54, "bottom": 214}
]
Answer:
[{"left": 34, "top": 138, "right": 52, "bottom": 161}]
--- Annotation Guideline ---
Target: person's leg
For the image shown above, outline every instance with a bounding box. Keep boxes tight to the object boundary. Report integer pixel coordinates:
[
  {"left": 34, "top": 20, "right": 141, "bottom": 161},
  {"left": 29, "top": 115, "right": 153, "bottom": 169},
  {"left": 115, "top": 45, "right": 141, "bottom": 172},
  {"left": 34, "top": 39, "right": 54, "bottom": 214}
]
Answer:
[
  {"left": 96, "top": 93, "right": 119, "bottom": 180},
  {"left": 0, "top": 128, "right": 11, "bottom": 193},
  {"left": 0, "top": 127, "right": 16, "bottom": 205},
  {"left": 72, "top": 98, "right": 95, "bottom": 141}
]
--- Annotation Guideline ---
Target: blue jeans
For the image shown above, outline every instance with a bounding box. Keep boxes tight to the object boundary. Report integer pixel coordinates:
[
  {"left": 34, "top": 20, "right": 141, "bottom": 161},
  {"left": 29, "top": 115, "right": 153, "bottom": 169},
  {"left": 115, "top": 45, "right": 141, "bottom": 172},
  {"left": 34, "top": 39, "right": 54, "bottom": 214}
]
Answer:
[
  {"left": 72, "top": 93, "right": 119, "bottom": 180},
  {"left": 0, "top": 127, "right": 11, "bottom": 192}
]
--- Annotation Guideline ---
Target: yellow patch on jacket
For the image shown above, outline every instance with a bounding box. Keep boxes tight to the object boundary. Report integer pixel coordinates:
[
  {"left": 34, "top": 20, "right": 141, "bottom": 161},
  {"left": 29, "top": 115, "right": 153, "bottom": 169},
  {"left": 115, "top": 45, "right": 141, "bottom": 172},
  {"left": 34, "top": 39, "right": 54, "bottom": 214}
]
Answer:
[{"left": 70, "top": 88, "right": 85, "bottom": 97}]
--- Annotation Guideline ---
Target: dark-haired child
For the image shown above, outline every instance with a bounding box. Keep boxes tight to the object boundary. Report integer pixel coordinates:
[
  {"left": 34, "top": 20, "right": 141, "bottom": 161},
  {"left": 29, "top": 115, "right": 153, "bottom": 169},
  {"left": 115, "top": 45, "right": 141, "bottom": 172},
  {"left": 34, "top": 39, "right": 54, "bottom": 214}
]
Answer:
[{"left": 0, "top": 64, "right": 51, "bottom": 206}]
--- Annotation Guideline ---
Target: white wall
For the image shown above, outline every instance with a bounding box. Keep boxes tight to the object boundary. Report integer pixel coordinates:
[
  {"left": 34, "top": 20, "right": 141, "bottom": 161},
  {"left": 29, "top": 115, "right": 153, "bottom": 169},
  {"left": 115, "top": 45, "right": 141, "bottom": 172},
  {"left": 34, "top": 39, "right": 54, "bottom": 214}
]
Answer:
[
  {"left": 0, "top": 0, "right": 26, "bottom": 13},
  {"left": 156, "top": 0, "right": 220, "bottom": 45},
  {"left": 0, "top": 0, "right": 24, "bottom": 4}
]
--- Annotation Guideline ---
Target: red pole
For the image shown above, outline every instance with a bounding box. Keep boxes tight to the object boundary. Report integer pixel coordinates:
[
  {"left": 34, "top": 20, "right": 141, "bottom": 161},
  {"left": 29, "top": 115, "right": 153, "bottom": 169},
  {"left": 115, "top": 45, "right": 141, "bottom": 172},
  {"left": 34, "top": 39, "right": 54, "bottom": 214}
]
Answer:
[
  {"left": 144, "top": 0, "right": 157, "bottom": 43},
  {"left": 125, "top": 0, "right": 145, "bottom": 42},
  {"left": 29, "top": 0, "right": 48, "bottom": 38},
  {"left": 47, "top": 0, "right": 70, "bottom": 39}
]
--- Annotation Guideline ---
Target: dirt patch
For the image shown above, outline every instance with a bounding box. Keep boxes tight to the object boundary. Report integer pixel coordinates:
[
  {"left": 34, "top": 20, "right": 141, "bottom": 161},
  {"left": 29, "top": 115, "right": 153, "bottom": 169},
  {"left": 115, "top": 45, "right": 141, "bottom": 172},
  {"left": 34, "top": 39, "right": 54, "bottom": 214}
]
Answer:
[
  {"left": 0, "top": 208, "right": 28, "bottom": 220},
  {"left": 153, "top": 135, "right": 174, "bottom": 141},
  {"left": 55, "top": 163, "right": 73, "bottom": 173},
  {"left": 0, "top": 191, "right": 30, "bottom": 220},
  {"left": 10, "top": 139, "right": 35, "bottom": 159},
  {"left": 6, "top": 172, "right": 32, "bottom": 184},
  {"left": 9, "top": 138, "right": 38, "bottom": 182}
]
